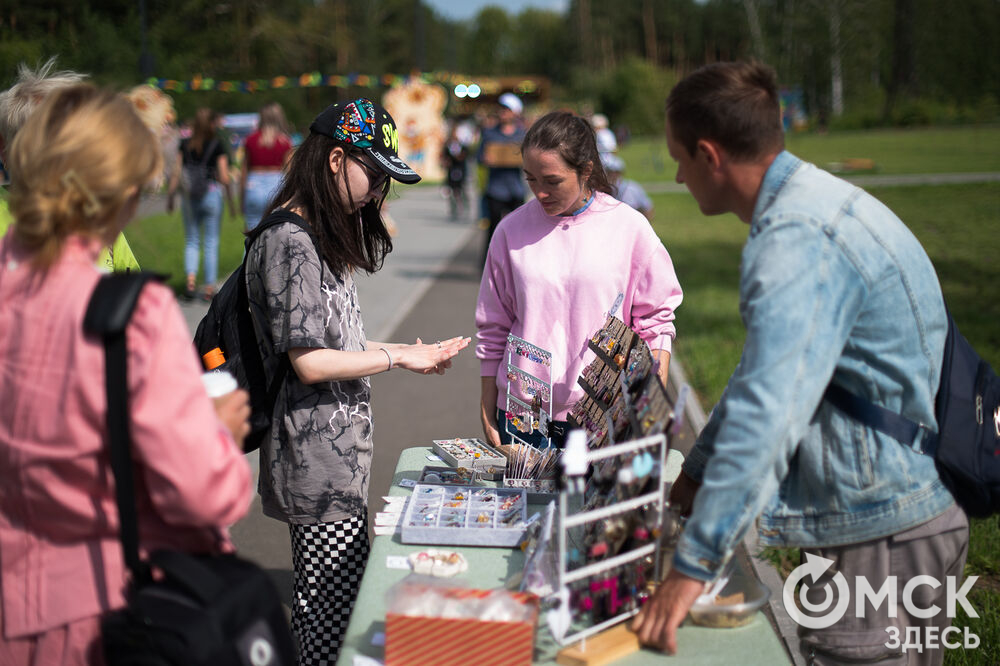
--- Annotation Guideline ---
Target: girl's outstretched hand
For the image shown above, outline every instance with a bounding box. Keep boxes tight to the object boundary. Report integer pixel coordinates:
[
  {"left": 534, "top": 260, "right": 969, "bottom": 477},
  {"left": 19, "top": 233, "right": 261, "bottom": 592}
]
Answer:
[{"left": 396, "top": 336, "right": 471, "bottom": 375}]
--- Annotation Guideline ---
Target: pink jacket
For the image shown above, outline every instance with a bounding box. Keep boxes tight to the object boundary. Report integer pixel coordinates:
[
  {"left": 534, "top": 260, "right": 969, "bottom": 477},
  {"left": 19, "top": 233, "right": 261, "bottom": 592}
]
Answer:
[
  {"left": 0, "top": 234, "right": 251, "bottom": 639},
  {"left": 476, "top": 193, "right": 683, "bottom": 419}
]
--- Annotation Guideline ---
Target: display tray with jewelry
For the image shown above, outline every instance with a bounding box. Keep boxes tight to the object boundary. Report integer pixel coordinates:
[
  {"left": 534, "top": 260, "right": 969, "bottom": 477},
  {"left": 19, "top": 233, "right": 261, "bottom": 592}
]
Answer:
[
  {"left": 401, "top": 484, "right": 530, "bottom": 547},
  {"left": 417, "top": 466, "right": 479, "bottom": 486},
  {"left": 432, "top": 437, "right": 508, "bottom": 480}
]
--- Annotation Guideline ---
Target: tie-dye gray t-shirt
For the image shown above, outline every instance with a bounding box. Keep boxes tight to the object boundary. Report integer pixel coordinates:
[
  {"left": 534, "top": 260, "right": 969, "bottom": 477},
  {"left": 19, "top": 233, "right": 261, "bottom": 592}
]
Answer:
[{"left": 246, "top": 217, "right": 372, "bottom": 524}]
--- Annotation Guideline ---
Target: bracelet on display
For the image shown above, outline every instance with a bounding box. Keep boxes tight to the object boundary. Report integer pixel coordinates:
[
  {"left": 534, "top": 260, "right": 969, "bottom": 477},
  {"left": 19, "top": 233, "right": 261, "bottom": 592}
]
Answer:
[{"left": 380, "top": 347, "right": 394, "bottom": 371}]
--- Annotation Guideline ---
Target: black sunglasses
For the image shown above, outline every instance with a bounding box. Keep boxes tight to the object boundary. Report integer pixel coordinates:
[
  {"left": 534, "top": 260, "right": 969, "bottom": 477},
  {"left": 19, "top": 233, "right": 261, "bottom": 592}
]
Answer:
[{"left": 351, "top": 154, "right": 389, "bottom": 189}]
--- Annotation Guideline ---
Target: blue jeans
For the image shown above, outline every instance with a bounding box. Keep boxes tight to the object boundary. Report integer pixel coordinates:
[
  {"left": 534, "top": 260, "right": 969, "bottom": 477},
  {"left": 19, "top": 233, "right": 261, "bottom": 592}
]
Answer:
[
  {"left": 495, "top": 408, "right": 568, "bottom": 449},
  {"left": 182, "top": 184, "right": 223, "bottom": 285},
  {"left": 243, "top": 170, "right": 283, "bottom": 231}
]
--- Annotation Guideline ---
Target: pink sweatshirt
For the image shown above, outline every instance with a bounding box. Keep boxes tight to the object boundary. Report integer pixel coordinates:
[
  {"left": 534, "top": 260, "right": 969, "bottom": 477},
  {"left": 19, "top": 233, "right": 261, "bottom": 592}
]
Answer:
[
  {"left": 0, "top": 234, "right": 251, "bottom": 641},
  {"left": 476, "top": 193, "right": 683, "bottom": 419}
]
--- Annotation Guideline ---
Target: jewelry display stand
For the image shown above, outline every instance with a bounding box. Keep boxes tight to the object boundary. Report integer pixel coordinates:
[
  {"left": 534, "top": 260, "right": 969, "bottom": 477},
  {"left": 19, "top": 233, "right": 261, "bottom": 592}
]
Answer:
[
  {"left": 503, "top": 334, "right": 559, "bottom": 493},
  {"left": 569, "top": 315, "right": 674, "bottom": 450},
  {"left": 555, "top": 432, "right": 670, "bottom": 646},
  {"left": 539, "top": 315, "right": 686, "bottom": 648}
]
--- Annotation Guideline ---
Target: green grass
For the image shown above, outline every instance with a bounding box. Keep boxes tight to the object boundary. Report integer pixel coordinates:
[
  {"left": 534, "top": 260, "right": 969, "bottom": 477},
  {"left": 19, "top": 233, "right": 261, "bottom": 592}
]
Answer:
[
  {"left": 653, "top": 183, "right": 1000, "bottom": 406},
  {"left": 126, "top": 209, "right": 247, "bottom": 294},
  {"left": 651, "top": 182, "right": 1000, "bottom": 665},
  {"left": 619, "top": 125, "right": 1000, "bottom": 184}
]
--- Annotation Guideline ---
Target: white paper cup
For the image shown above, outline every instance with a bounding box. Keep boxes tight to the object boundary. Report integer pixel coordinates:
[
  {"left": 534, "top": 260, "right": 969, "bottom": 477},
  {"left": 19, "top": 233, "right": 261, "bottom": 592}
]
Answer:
[{"left": 201, "top": 370, "right": 238, "bottom": 398}]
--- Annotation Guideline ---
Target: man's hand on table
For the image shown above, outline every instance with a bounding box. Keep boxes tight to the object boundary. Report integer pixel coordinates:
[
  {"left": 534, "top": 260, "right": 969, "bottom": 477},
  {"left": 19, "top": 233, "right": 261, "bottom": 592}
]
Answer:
[{"left": 631, "top": 568, "right": 705, "bottom": 654}]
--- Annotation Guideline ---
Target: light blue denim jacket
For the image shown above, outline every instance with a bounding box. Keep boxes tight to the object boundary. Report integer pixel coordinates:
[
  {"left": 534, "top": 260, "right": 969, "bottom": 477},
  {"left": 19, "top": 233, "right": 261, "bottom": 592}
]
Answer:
[{"left": 674, "top": 152, "right": 954, "bottom": 582}]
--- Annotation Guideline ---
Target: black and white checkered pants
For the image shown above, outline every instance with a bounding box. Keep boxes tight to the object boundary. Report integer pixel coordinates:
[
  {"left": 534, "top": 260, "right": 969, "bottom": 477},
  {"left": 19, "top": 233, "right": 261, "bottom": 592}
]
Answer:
[{"left": 289, "top": 514, "right": 370, "bottom": 666}]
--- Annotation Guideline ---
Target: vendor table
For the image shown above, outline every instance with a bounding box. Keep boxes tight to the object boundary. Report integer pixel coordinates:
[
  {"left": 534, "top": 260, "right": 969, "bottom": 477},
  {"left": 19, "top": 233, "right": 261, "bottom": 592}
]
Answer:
[{"left": 337, "top": 447, "right": 791, "bottom": 665}]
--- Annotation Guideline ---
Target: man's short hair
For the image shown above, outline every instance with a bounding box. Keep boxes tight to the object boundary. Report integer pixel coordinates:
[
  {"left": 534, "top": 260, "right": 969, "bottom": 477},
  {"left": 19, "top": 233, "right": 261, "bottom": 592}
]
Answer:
[
  {"left": 666, "top": 61, "right": 784, "bottom": 161},
  {"left": 0, "top": 58, "right": 86, "bottom": 142}
]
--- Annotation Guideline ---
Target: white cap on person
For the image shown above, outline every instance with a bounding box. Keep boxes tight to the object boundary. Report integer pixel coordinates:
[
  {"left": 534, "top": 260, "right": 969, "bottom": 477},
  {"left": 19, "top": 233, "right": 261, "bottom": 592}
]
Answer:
[{"left": 498, "top": 92, "right": 523, "bottom": 115}]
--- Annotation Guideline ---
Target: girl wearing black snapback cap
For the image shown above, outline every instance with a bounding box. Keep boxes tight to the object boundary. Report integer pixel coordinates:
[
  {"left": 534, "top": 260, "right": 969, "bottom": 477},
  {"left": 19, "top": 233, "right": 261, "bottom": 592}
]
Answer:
[{"left": 245, "top": 98, "right": 469, "bottom": 664}]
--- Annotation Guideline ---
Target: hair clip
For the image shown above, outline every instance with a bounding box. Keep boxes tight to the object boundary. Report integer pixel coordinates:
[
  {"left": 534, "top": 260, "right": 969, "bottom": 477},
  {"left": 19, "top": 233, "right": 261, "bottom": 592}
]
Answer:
[{"left": 61, "top": 168, "right": 101, "bottom": 217}]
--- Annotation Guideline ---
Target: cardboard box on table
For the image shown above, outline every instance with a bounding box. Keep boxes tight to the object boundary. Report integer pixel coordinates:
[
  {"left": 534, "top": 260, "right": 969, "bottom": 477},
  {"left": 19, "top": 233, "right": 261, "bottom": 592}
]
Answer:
[{"left": 385, "top": 589, "right": 539, "bottom": 666}]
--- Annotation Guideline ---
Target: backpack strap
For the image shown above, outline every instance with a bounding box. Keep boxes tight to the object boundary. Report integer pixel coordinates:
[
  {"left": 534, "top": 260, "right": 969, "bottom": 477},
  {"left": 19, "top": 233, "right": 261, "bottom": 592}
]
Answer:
[
  {"left": 246, "top": 208, "right": 317, "bottom": 246},
  {"left": 84, "top": 272, "right": 164, "bottom": 581},
  {"left": 823, "top": 383, "right": 932, "bottom": 453},
  {"left": 202, "top": 138, "right": 218, "bottom": 166},
  {"left": 239, "top": 209, "right": 319, "bottom": 444},
  {"left": 185, "top": 138, "right": 218, "bottom": 166},
  {"left": 823, "top": 314, "right": 950, "bottom": 457}
]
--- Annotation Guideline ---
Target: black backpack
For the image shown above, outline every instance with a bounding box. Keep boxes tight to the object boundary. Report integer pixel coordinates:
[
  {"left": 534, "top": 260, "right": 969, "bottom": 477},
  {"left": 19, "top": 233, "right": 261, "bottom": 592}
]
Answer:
[
  {"left": 194, "top": 209, "right": 318, "bottom": 453},
  {"left": 84, "top": 273, "right": 295, "bottom": 666},
  {"left": 825, "top": 311, "right": 1000, "bottom": 517}
]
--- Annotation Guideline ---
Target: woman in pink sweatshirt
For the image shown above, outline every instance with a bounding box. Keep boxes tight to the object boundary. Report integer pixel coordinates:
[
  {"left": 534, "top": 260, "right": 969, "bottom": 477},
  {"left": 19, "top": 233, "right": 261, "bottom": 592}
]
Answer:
[
  {"left": 476, "top": 111, "right": 683, "bottom": 448},
  {"left": 0, "top": 85, "right": 252, "bottom": 664}
]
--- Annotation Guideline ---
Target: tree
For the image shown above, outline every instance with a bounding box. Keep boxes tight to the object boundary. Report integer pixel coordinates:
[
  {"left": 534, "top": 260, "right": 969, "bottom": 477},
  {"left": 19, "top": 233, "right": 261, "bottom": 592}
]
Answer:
[{"left": 883, "top": 0, "right": 916, "bottom": 120}]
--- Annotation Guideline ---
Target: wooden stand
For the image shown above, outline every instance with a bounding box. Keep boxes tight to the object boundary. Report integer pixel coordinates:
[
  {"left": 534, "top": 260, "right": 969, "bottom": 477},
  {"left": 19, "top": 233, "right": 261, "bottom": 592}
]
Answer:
[{"left": 555, "top": 623, "right": 641, "bottom": 666}]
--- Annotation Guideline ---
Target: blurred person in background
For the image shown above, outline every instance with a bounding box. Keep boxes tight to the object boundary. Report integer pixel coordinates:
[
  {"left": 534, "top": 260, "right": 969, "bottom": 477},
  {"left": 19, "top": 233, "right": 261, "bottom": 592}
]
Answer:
[
  {"left": 603, "top": 152, "right": 654, "bottom": 221},
  {"left": 125, "top": 84, "right": 180, "bottom": 193},
  {"left": 440, "top": 120, "right": 470, "bottom": 221},
  {"left": 241, "top": 101, "right": 293, "bottom": 231},
  {"left": 592, "top": 112, "right": 618, "bottom": 156},
  {"left": 477, "top": 92, "right": 527, "bottom": 265},
  {"left": 0, "top": 83, "right": 251, "bottom": 665},
  {"left": 0, "top": 58, "right": 140, "bottom": 273},
  {"left": 167, "top": 107, "right": 231, "bottom": 300}
]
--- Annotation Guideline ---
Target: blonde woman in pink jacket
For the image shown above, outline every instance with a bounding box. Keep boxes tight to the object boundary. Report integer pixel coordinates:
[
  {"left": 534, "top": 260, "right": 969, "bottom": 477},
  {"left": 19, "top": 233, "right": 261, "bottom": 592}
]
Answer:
[{"left": 0, "top": 85, "right": 252, "bottom": 664}]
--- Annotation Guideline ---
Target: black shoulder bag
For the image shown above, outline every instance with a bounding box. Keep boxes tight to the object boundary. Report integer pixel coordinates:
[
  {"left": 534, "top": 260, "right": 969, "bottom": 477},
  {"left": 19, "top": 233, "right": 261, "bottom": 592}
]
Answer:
[
  {"left": 86, "top": 273, "right": 295, "bottom": 666},
  {"left": 825, "top": 311, "right": 1000, "bottom": 517}
]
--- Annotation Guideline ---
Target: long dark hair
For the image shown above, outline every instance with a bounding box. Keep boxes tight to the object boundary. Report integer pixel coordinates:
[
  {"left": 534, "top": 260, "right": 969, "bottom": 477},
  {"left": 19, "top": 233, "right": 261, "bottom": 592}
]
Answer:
[
  {"left": 188, "top": 107, "right": 216, "bottom": 154},
  {"left": 521, "top": 111, "right": 613, "bottom": 196},
  {"left": 263, "top": 132, "right": 392, "bottom": 276}
]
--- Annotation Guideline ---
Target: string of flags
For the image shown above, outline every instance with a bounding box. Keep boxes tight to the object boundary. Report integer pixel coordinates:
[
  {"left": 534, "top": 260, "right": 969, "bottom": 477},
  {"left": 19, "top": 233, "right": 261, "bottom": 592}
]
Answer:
[{"left": 147, "top": 71, "right": 542, "bottom": 95}]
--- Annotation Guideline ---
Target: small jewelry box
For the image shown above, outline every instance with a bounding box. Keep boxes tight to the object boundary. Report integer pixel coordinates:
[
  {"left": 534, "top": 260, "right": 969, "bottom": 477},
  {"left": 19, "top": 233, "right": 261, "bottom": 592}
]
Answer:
[{"left": 432, "top": 438, "right": 508, "bottom": 480}]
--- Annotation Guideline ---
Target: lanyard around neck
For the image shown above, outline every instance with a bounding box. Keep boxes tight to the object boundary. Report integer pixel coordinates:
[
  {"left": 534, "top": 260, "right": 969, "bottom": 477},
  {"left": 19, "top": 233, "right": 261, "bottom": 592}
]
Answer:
[{"left": 569, "top": 192, "right": 594, "bottom": 217}]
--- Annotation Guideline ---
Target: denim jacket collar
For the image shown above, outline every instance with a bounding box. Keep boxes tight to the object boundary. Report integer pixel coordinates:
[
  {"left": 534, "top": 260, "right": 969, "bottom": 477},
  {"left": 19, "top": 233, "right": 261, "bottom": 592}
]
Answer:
[{"left": 750, "top": 151, "right": 802, "bottom": 231}]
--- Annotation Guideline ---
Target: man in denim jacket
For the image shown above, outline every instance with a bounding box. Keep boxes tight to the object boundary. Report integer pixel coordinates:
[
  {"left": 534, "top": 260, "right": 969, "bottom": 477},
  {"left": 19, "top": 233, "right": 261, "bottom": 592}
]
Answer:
[{"left": 633, "top": 62, "right": 969, "bottom": 665}]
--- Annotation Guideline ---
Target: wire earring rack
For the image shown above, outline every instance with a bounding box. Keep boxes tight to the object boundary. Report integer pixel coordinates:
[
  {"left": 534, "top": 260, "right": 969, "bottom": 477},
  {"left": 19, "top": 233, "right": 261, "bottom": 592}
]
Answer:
[
  {"left": 503, "top": 334, "right": 558, "bottom": 493},
  {"left": 540, "top": 314, "right": 687, "bottom": 647},
  {"left": 555, "top": 432, "right": 671, "bottom": 646}
]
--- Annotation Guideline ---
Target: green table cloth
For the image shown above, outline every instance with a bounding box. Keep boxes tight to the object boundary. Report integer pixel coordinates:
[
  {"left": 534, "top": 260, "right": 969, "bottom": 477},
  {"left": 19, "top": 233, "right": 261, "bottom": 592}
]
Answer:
[{"left": 337, "top": 447, "right": 790, "bottom": 665}]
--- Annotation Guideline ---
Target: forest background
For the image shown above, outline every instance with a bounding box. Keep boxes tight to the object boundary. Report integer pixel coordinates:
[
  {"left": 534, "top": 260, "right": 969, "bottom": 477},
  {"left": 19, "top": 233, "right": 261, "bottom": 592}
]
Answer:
[{"left": 1, "top": 0, "right": 998, "bottom": 133}]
